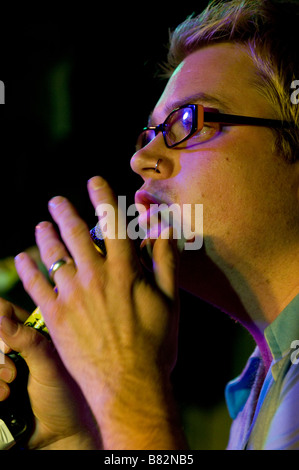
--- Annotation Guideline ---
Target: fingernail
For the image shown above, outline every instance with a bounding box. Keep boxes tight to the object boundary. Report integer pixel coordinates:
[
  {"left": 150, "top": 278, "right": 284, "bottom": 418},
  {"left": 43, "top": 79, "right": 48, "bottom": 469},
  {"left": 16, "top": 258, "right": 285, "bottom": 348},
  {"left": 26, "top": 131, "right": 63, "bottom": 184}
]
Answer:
[
  {"left": 0, "top": 367, "right": 14, "bottom": 382},
  {"left": 35, "top": 221, "right": 51, "bottom": 232},
  {"left": 14, "top": 252, "right": 26, "bottom": 263},
  {"left": 48, "top": 196, "right": 66, "bottom": 209},
  {"left": 88, "top": 176, "right": 106, "bottom": 190},
  {"left": 0, "top": 317, "right": 18, "bottom": 337},
  {"left": 0, "top": 384, "right": 8, "bottom": 400}
]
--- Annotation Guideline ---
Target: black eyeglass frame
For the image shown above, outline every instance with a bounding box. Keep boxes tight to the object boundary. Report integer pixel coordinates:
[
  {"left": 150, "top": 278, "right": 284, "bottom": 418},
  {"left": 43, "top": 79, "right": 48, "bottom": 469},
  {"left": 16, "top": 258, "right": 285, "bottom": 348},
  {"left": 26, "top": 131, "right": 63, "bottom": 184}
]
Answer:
[{"left": 137, "top": 104, "right": 296, "bottom": 150}]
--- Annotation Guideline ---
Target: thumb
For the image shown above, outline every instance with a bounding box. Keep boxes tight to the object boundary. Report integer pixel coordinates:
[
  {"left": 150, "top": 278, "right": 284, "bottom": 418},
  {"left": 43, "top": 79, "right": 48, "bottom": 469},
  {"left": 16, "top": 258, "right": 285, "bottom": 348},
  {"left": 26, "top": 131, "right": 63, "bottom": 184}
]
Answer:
[
  {"left": 152, "top": 227, "right": 180, "bottom": 300},
  {"left": 0, "top": 316, "right": 52, "bottom": 376}
]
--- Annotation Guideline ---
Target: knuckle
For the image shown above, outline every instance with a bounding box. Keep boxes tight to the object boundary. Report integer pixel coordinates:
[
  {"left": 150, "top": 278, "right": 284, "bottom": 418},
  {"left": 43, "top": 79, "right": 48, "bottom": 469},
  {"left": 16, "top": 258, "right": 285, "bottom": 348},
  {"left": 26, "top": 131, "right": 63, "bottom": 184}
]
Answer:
[
  {"left": 26, "top": 326, "right": 47, "bottom": 349},
  {"left": 66, "top": 219, "right": 88, "bottom": 240},
  {"left": 0, "top": 298, "right": 13, "bottom": 317},
  {"left": 23, "top": 269, "right": 41, "bottom": 293},
  {"left": 109, "top": 264, "right": 135, "bottom": 291},
  {"left": 43, "top": 243, "right": 62, "bottom": 262}
]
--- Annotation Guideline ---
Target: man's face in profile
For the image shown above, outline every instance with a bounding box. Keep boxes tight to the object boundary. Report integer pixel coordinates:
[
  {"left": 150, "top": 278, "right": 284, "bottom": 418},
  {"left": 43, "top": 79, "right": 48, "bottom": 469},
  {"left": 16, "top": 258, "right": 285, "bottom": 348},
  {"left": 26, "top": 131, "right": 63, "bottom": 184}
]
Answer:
[{"left": 131, "top": 43, "right": 298, "bottom": 273}]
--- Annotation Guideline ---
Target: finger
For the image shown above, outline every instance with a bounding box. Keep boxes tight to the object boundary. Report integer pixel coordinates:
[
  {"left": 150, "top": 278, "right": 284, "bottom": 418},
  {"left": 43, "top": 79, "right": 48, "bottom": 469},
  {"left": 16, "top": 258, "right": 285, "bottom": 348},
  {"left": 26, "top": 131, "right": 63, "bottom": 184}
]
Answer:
[
  {"left": 0, "top": 336, "right": 10, "bottom": 354},
  {"left": 0, "top": 298, "right": 29, "bottom": 324},
  {"left": 0, "top": 380, "right": 10, "bottom": 400},
  {"left": 87, "top": 176, "right": 137, "bottom": 266},
  {"left": 0, "top": 315, "right": 55, "bottom": 379},
  {"left": 47, "top": 196, "right": 101, "bottom": 267},
  {"left": 14, "top": 252, "right": 56, "bottom": 310},
  {"left": 152, "top": 228, "right": 180, "bottom": 301},
  {"left": 0, "top": 315, "right": 65, "bottom": 397},
  {"left": 35, "top": 221, "right": 76, "bottom": 283},
  {"left": 0, "top": 298, "right": 29, "bottom": 354},
  {"left": 0, "top": 359, "right": 16, "bottom": 383}
]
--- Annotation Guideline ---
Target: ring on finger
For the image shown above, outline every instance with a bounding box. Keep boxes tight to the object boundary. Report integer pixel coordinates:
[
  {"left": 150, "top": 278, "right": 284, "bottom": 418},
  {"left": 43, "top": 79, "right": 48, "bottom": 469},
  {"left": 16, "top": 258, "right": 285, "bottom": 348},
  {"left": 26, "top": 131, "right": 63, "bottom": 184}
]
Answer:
[{"left": 48, "top": 257, "right": 74, "bottom": 282}]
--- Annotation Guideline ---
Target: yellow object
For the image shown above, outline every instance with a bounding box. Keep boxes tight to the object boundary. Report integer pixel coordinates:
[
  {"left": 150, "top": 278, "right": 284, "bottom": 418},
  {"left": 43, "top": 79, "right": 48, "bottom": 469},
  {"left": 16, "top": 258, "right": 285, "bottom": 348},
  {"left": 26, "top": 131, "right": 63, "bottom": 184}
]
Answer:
[{"left": 24, "top": 307, "right": 50, "bottom": 337}]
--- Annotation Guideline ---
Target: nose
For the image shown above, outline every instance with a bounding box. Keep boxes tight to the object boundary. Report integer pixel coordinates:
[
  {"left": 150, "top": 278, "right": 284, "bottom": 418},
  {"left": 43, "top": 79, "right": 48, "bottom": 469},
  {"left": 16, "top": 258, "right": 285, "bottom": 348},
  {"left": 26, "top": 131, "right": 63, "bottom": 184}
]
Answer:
[{"left": 130, "top": 134, "right": 175, "bottom": 180}]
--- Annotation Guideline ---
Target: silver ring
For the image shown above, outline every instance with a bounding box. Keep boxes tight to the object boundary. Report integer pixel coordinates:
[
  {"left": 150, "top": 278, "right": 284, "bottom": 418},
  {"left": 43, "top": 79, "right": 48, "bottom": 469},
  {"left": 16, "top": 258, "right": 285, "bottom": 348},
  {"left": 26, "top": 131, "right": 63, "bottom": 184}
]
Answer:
[
  {"left": 48, "top": 257, "right": 72, "bottom": 282},
  {"left": 155, "top": 159, "right": 162, "bottom": 173}
]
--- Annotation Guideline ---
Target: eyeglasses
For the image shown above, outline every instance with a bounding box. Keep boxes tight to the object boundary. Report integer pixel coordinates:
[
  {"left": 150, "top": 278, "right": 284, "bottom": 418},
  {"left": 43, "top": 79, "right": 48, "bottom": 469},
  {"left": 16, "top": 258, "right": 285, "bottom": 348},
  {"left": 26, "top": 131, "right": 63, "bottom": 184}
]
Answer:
[{"left": 136, "top": 104, "right": 296, "bottom": 150}]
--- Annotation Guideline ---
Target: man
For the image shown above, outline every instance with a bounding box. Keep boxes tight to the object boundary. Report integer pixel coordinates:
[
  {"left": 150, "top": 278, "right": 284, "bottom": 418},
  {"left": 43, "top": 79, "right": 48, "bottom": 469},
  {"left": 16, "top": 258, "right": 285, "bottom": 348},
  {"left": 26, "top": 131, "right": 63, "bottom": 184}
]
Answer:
[{"left": 1, "top": 0, "right": 299, "bottom": 450}]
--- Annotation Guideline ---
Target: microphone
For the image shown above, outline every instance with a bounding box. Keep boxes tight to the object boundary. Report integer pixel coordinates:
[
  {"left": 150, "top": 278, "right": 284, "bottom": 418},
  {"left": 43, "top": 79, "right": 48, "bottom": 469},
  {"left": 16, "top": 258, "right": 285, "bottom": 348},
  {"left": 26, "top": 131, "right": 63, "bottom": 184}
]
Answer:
[{"left": 0, "top": 225, "right": 105, "bottom": 450}]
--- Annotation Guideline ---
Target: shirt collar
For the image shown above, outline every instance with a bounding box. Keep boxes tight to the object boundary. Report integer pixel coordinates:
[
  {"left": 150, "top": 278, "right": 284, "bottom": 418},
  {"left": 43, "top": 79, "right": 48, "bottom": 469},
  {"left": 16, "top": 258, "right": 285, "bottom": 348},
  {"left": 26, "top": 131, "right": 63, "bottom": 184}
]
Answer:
[
  {"left": 225, "top": 347, "right": 262, "bottom": 419},
  {"left": 264, "top": 293, "right": 299, "bottom": 361},
  {"left": 225, "top": 293, "right": 299, "bottom": 419}
]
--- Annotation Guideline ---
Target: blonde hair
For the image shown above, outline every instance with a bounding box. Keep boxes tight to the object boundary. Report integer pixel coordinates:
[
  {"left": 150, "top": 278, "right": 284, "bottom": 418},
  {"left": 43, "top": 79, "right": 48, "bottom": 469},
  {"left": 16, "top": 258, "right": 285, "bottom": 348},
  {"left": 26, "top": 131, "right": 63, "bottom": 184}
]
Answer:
[{"left": 166, "top": 0, "right": 299, "bottom": 162}]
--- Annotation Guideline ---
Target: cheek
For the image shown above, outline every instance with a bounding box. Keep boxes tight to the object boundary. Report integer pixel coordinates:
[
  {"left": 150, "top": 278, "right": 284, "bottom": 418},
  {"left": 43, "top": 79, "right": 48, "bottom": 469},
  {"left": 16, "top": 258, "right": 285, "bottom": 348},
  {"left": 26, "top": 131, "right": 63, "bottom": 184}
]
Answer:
[
  {"left": 173, "top": 126, "right": 279, "bottom": 234},
  {"left": 175, "top": 139, "right": 266, "bottom": 237},
  {"left": 173, "top": 159, "right": 234, "bottom": 236},
  {"left": 177, "top": 150, "right": 236, "bottom": 206}
]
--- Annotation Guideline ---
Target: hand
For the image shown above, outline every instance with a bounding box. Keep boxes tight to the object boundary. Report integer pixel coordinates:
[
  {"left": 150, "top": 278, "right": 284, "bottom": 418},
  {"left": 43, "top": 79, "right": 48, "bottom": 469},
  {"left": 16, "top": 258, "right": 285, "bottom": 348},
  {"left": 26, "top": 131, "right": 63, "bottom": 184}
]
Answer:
[
  {"left": 0, "top": 299, "right": 101, "bottom": 449},
  {"left": 13, "top": 176, "right": 186, "bottom": 450}
]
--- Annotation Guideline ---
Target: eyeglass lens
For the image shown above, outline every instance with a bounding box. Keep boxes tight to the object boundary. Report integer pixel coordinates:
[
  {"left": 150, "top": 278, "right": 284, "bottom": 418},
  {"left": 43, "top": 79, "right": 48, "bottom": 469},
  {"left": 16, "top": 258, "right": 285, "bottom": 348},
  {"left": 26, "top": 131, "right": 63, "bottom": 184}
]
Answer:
[
  {"left": 164, "top": 107, "right": 194, "bottom": 147},
  {"left": 136, "top": 105, "right": 196, "bottom": 151}
]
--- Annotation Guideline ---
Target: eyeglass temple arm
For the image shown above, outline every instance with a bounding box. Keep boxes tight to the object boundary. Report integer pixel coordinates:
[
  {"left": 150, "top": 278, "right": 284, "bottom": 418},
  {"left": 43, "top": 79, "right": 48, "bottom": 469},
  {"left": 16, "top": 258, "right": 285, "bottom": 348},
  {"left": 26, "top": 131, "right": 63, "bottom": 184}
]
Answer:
[{"left": 203, "top": 111, "right": 295, "bottom": 129}]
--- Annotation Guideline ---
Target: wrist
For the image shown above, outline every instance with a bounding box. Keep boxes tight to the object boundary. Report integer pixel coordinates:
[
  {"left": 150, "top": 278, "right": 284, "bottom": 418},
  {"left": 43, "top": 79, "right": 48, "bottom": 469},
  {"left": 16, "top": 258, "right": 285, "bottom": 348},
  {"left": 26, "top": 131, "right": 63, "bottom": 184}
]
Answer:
[
  {"left": 91, "top": 371, "right": 187, "bottom": 450},
  {"left": 38, "top": 429, "right": 102, "bottom": 450}
]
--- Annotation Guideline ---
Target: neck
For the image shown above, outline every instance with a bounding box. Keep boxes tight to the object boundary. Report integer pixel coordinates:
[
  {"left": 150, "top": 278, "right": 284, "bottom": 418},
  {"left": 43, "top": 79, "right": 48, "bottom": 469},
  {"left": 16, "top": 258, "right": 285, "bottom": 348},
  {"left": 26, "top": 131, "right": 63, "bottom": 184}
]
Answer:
[{"left": 179, "top": 242, "right": 299, "bottom": 371}]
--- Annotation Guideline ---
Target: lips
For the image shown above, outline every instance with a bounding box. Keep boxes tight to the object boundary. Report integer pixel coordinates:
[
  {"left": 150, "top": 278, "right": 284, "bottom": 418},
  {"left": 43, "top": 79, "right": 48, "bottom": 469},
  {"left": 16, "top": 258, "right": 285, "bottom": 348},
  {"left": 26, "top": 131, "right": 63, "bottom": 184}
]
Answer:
[
  {"left": 134, "top": 189, "right": 166, "bottom": 209},
  {"left": 134, "top": 188, "right": 200, "bottom": 252},
  {"left": 134, "top": 189, "right": 176, "bottom": 240},
  {"left": 135, "top": 190, "right": 165, "bottom": 232}
]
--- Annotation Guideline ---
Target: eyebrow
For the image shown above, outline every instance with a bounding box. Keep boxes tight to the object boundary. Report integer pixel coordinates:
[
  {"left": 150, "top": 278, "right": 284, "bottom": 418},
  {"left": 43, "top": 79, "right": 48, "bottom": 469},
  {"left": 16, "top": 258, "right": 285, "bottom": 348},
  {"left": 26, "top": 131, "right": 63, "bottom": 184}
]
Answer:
[{"left": 148, "top": 92, "right": 234, "bottom": 126}]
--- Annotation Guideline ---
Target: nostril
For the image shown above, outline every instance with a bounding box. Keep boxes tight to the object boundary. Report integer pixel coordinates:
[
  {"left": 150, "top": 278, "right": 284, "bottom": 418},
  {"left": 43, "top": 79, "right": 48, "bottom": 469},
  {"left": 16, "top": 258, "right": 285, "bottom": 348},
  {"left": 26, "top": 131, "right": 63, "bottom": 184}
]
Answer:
[{"left": 154, "top": 159, "right": 162, "bottom": 173}]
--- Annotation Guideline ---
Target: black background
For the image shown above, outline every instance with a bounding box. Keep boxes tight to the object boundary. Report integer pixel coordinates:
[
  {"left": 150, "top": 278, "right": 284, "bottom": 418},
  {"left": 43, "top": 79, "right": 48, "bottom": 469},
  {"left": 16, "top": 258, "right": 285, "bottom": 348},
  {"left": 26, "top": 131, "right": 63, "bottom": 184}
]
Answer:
[{"left": 0, "top": 4, "right": 255, "bottom": 449}]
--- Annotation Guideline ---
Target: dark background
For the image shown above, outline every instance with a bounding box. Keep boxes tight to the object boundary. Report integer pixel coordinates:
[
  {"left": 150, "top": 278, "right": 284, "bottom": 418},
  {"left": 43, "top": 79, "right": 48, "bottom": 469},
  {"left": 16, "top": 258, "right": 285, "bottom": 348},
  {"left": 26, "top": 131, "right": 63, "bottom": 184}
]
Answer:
[{"left": 0, "top": 4, "right": 255, "bottom": 449}]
